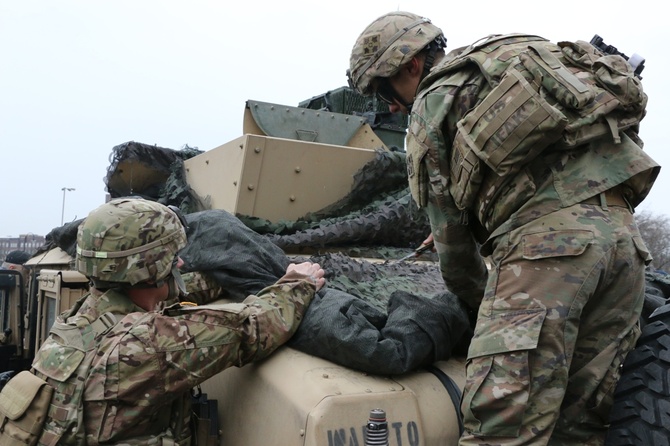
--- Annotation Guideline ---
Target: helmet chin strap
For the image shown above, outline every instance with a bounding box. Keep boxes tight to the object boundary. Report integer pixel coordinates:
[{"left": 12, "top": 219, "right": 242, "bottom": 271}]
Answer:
[
  {"left": 406, "top": 37, "right": 446, "bottom": 113},
  {"left": 166, "top": 264, "right": 188, "bottom": 300}
]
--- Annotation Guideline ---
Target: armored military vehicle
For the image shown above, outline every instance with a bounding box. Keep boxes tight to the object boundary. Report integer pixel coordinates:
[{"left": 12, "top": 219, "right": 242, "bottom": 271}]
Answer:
[{"left": 2, "top": 87, "right": 669, "bottom": 445}]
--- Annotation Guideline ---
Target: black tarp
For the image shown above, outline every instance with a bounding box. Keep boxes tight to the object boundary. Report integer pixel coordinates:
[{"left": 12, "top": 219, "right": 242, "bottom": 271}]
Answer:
[{"left": 181, "top": 210, "right": 472, "bottom": 375}]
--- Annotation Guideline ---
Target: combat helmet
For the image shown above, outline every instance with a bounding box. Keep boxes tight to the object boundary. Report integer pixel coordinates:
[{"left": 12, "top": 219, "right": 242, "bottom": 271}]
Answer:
[
  {"left": 76, "top": 198, "right": 188, "bottom": 290},
  {"left": 347, "top": 11, "right": 446, "bottom": 97}
]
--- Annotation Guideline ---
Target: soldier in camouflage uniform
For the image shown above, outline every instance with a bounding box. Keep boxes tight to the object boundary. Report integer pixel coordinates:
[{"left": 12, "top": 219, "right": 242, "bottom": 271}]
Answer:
[
  {"left": 30, "top": 197, "right": 325, "bottom": 445},
  {"left": 348, "top": 11, "right": 660, "bottom": 446},
  {"left": 1, "top": 250, "right": 31, "bottom": 284}
]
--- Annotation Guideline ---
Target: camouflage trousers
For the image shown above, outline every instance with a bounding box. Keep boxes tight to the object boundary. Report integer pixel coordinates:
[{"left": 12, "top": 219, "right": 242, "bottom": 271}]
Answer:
[{"left": 459, "top": 202, "right": 649, "bottom": 446}]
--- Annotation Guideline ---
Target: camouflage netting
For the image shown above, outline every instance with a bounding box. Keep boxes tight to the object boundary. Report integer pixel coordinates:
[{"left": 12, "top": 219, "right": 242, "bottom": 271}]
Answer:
[
  {"left": 104, "top": 141, "right": 208, "bottom": 213},
  {"left": 39, "top": 209, "right": 471, "bottom": 375},
  {"left": 245, "top": 149, "right": 432, "bottom": 254},
  {"left": 37, "top": 142, "right": 670, "bottom": 375},
  {"left": 105, "top": 142, "right": 433, "bottom": 256},
  {"left": 180, "top": 210, "right": 472, "bottom": 374}
]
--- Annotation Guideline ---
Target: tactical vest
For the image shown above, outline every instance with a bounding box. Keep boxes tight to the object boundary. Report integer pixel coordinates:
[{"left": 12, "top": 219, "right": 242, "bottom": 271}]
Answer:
[
  {"left": 420, "top": 34, "right": 647, "bottom": 218},
  {"left": 31, "top": 294, "right": 192, "bottom": 445},
  {"left": 28, "top": 297, "right": 114, "bottom": 444}
]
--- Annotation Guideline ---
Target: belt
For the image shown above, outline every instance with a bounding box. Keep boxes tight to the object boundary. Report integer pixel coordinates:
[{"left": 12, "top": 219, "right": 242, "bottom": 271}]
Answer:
[{"left": 581, "top": 186, "right": 630, "bottom": 209}]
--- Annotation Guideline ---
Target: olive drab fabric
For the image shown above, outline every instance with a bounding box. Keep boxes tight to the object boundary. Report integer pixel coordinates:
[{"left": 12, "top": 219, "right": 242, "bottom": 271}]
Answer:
[
  {"left": 76, "top": 198, "right": 187, "bottom": 286},
  {"left": 30, "top": 273, "right": 316, "bottom": 445},
  {"left": 347, "top": 11, "right": 444, "bottom": 96}
]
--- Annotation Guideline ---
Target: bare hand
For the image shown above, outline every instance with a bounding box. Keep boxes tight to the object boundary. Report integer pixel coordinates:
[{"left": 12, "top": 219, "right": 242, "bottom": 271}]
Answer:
[
  {"left": 422, "top": 233, "right": 435, "bottom": 251},
  {"left": 287, "top": 262, "right": 326, "bottom": 292}
]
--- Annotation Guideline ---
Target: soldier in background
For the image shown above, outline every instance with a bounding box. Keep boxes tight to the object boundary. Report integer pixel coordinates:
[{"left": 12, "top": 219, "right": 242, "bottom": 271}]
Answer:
[
  {"left": 29, "top": 197, "right": 324, "bottom": 445},
  {"left": 348, "top": 11, "right": 660, "bottom": 445},
  {"left": 1, "top": 250, "right": 31, "bottom": 284},
  {"left": 1, "top": 250, "right": 31, "bottom": 268}
]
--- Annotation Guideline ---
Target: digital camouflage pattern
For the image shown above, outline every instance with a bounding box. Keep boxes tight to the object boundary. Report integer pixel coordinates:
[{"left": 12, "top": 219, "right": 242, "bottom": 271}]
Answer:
[
  {"left": 400, "top": 30, "right": 660, "bottom": 445},
  {"left": 31, "top": 270, "right": 316, "bottom": 445},
  {"left": 348, "top": 11, "right": 443, "bottom": 96},
  {"left": 76, "top": 198, "right": 187, "bottom": 286}
]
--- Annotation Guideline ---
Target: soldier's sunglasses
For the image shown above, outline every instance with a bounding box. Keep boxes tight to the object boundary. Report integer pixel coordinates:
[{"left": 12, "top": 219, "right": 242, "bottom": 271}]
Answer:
[{"left": 375, "top": 78, "right": 399, "bottom": 106}]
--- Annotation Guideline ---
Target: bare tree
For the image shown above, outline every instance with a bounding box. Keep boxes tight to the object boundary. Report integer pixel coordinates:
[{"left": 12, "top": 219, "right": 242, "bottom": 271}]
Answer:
[{"left": 636, "top": 211, "right": 670, "bottom": 272}]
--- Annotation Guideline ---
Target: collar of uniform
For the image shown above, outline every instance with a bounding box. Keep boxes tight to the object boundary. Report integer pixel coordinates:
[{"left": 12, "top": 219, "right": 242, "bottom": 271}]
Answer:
[{"left": 74, "top": 288, "right": 145, "bottom": 326}]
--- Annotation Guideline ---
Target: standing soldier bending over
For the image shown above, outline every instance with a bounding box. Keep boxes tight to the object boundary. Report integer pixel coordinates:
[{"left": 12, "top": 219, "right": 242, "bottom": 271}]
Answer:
[
  {"left": 29, "top": 197, "right": 324, "bottom": 445},
  {"left": 348, "top": 11, "right": 660, "bottom": 445}
]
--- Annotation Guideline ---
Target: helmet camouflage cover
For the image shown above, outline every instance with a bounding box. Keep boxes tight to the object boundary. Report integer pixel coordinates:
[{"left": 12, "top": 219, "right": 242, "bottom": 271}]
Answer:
[
  {"left": 348, "top": 11, "right": 445, "bottom": 96},
  {"left": 76, "top": 198, "right": 187, "bottom": 286}
]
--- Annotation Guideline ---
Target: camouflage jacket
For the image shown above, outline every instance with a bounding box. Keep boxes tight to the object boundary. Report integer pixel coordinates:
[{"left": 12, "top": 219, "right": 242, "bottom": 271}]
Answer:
[
  {"left": 31, "top": 271, "right": 316, "bottom": 445},
  {"left": 405, "top": 34, "right": 660, "bottom": 307}
]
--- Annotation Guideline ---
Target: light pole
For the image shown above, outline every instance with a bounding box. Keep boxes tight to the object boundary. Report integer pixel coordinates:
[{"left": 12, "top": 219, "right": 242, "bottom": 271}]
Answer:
[{"left": 61, "top": 187, "right": 75, "bottom": 225}]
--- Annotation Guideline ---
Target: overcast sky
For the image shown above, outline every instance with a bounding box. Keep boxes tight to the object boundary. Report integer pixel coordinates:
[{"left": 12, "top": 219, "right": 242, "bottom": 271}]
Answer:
[{"left": 1, "top": 1, "right": 666, "bottom": 237}]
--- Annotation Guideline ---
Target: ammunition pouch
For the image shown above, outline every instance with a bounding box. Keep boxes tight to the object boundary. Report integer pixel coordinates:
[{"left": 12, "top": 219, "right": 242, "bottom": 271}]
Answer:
[
  {"left": 0, "top": 371, "right": 54, "bottom": 446},
  {"left": 449, "top": 66, "right": 567, "bottom": 210},
  {"left": 521, "top": 41, "right": 645, "bottom": 148}
]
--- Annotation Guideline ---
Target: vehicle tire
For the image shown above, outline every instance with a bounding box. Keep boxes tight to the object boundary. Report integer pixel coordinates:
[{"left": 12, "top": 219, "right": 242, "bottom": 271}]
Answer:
[{"left": 605, "top": 303, "right": 670, "bottom": 446}]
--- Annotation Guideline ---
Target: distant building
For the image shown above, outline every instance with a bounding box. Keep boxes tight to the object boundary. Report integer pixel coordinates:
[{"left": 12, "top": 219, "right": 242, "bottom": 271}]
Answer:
[{"left": 0, "top": 234, "right": 46, "bottom": 261}]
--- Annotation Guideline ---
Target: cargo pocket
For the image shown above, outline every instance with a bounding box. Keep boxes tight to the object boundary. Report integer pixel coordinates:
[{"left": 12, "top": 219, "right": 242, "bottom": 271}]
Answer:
[
  {"left": 586, "top": 323, "right": 640, "bottom": 424},
  {"left": 463, "top": 309, "right": 545, "bottom": 437},
  {"left": 592, "top": 55, "right": 645, "bottom": 111},
  {"left": 521, "top": 229, "right": 593, "bottom": 260}
]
